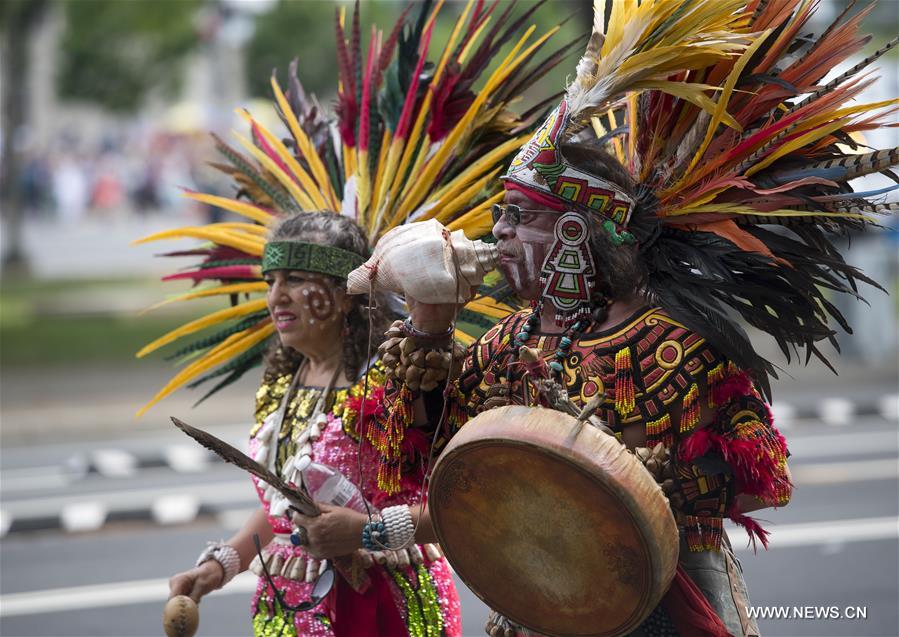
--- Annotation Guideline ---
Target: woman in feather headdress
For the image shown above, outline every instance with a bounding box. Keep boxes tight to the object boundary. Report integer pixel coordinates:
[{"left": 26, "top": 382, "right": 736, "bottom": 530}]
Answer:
[
  {"left": 369, "top": 0, "right": 899, "bottom": 635},
  {"left": 138, "top": 1, "right": 573, "bottom": 634}
]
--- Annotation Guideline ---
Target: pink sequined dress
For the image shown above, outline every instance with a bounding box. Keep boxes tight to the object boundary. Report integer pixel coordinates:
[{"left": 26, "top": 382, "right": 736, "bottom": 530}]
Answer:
[{"left": 247, "top": 365, "right": 461, "bottom": 637}]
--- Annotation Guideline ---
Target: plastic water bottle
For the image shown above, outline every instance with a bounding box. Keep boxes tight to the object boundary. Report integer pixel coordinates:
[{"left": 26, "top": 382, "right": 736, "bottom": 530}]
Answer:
[{"left": 294, "top": 456, "right": 368, "bottom": 512}]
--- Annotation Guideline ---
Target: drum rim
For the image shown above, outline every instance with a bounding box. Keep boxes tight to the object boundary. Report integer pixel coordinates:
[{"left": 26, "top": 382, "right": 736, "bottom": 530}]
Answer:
[{"left": 430, "top": 435, "right": 674, "bottom": 636}]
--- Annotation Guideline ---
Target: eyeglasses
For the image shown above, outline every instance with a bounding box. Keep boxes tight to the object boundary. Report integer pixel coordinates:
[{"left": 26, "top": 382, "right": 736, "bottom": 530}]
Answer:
[
  {"left": 491, "top": 203, "right": 556, "bottom": 227},
  {"left": 253, "top": 534, "right": 335, "bottom": 611}
]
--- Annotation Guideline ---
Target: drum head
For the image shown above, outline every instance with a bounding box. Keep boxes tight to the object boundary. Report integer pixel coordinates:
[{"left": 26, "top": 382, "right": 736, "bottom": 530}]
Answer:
[{"left": 429, "top": 406, "right": 677, "bottom": 637}]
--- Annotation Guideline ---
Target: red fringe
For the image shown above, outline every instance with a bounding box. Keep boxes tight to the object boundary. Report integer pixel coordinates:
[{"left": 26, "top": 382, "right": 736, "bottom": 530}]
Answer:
[
  {"left": 646, "top": 414, "right": 673, "bottom": 447},
  {"left": 614, "top": 346, "right": 636, "bottom": 416},
  {"left": 365, "top": 384, "right": 411, "bottom": 495},
  {"left": 684, "top": 515, "right": 723, "bottom": 552},
  {"left": 728, "top": 504, "right": 771, "bottom": 553},
  {"left": 680, "top": 383, "right": 701, "bottom": 433}
]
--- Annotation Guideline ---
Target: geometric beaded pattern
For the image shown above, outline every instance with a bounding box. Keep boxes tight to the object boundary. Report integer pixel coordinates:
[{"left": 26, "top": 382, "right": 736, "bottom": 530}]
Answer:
[
  {"left": 502, "top": 99, "right": 634, "bottom": 227},
  {"left": 261, "top": 241, "right": 364, "bottom": 278},
  {"left": 452, "top": 306, "right": 788, "bottom": 550}
]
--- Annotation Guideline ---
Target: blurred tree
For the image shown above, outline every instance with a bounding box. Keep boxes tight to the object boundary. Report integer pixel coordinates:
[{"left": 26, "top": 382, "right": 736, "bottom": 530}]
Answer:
[
  {"left": 244, "top": 0, "right": 589, "bottom": 101},
  {"left": 1, "top": 0, "right": 50, "bottom": 274},
  {"left": 58, "top": 0, "right": 203, "bottom": 112}
]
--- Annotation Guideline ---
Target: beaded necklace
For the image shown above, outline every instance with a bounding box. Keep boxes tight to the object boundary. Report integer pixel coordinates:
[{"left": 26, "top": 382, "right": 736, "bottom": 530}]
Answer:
[
  {"left": 498, "top": 298, "right": 610, "bottom": 406},
  {"left": 509, "top": 309, "right": 588, "bottom": 376}
]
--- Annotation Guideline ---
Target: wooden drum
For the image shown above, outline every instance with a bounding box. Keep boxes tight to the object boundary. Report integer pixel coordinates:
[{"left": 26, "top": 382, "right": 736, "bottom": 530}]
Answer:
[{"left": 429, "top": 405, "right": 678, "bottom": 637}]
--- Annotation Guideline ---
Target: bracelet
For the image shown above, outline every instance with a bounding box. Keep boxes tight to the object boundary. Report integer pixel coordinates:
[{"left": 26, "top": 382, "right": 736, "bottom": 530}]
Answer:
[
  {"left": 381, "top": 505, "right": 415, "bottom": 550},
  {"left": 196, "top": 542, "right": 240, "bottom": 588},
  {"left": 378, "top": 320, "right": 466, "bottom": 392},
  {"left": 362, "top": 514, "right": 387, "bottom": 551},
  {"left": 400, "top": 317, "right": 454, "bottom": 341}
]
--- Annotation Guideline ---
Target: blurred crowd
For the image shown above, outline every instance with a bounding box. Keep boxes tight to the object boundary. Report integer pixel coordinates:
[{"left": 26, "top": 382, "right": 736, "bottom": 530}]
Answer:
[{"left": 17, "top": 129, "right": 223, "bottom": 224}]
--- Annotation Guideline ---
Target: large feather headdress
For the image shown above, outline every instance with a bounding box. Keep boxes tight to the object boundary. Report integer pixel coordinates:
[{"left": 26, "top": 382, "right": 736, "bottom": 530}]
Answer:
[
  {"left": 134, "top": 0, "right": 573, "bottom": 415},
  {"left": 502, "top": 0, "right": 899, "bottom": 397}
]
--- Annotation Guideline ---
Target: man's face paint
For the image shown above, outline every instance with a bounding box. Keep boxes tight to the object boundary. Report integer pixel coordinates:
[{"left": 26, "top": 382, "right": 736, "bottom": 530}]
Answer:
[{"left": 492, "top": 189, "right": 559, "bottom": 300}]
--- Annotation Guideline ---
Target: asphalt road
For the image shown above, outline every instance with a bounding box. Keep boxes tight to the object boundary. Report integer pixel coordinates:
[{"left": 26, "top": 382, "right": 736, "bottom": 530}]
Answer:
[{"left": 1, "top": 416, "right": 897, "bottom": 637}]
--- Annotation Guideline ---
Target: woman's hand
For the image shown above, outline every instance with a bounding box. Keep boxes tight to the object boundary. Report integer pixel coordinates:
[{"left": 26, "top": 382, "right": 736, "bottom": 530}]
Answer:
[
  {"left": 290, "top": 503, "right": 368, "bottom": 559},
  {"left": 168, "top": 560, "right": 224, "bottom": 604}
]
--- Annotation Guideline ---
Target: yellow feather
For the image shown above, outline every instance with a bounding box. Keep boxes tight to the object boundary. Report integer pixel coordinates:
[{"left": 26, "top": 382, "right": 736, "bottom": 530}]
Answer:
[
  {"left": 136, "top": 322, "right": 275, "bottom": 417},
  {"left": 464, "top": 298, "right": 515, "bottom": 319},
  {"left": 381, "top": 0, "right": 475, "bottom": 226},
  {"left": 269, "top": 78, "right": 340, "bottom": 210},
  {"left": 396, "top": 26, "right": 555, "bottom": 221},
  {"left": 234, "top": 131, "right": 317, "bottom": 211},
  {"left": 745, "top": 120, "right": 848, "bottom": 177},
  {"left": 236, "top": 111, "right": 328, "bottom": 210},
  {"left": 182, "top": 192, "right": 275, "bottom": 226},
  {"left": 132, "top": 227, "right": 263, "bottom": 256},
  {"left": 143, "top": 282, "right": 267, "bottom": 313},
  {"left": 680, "top": 29, "right": 771, "bottom": 179},
  {"left": 428, "top": 135, "right": 528, "bottom": 204},
  {"left": 209, "top": 222, "right": 270, "bottom": 236},
  {"left": 356, "top": 149, "right": 371, "bottom": 226},
  {"left": 453, "top": 331, "right": 476, "bottom": 347},
  {"left": 446, "top": 192, "right": 503, "bottom": 238},
  {"left": 605, "top": 109, "right": 626, "bottom": 164},
  {"left": 435, "top": 168, "right": 502, "bottom": 224},
  {"left": 136, "top": 298, "right": 269, "bottom": 358},
  {"left": 368, "top": 128, "right": 393, "bottom": 236},
  {"left": 669, "top": 204, "right": 872, "bottom": 221},
  {"left": 459, "top": 16, "right": 491, "bottom": 64}
]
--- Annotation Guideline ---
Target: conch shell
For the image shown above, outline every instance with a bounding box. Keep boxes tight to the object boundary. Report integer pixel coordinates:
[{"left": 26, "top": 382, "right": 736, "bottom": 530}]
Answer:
[{"left": 347, "top": 219, "right": 498, "bottom": 304}]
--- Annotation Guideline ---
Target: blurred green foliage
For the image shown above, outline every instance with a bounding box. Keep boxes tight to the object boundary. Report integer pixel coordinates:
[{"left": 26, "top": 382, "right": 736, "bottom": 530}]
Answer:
[
  {"left": 0, "top": 278, "right": 220, "bottom": 368},
  {"left": 58, "top": 0, "right": 202, "bottom": 112},
  {"left": 245, "top": 0, "right": 589, "bottom": 100}
]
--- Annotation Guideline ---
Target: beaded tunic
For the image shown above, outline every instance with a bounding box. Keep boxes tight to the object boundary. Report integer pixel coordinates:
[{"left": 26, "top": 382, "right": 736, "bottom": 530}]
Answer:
[
  {"left": 248, "top": 365, "right": 461, "bottom": 637},
  {"left": 379, "top": 307, "right": 790, "bottom": 636},
  {"left": 450, "top": 307, "right": 791, "bottom": 550}
]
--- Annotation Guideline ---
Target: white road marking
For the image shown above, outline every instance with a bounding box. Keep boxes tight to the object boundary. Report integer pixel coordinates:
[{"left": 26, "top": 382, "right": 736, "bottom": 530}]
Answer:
[
  {"left": 91, "top": 449, "right": 138, "bottom": 478},
  {"left": 0, "top": 572, "right": 257, "bottom": 617},
  {"left": 1, "top": 480, "right": 255, "bottom": 518},
  {"left": 787, "top": 429, "right": 897, "bottom": 459},
  {"left": 880, "top": 393, "right": 899, "bottom": 421},
  {"left": 819, "top": 397, "right": 855, "bottom": 426},
  {"left": 728, "top": 516, "right": 898, "bottom": 551},
  {"left": 151, "top": 494, "right": 200, "bottom": 525},
  {"left": 1, "top": 518, "right": 895, "bottom": 617},
  {"left": 60, "top": 502, "right": 107, "bottom": 533},
  {"left": 792, "top": 458, "right": 899, "bottom": 484},
  {"left": 163, "top": 444, "right": 210, "bottom": 473}
]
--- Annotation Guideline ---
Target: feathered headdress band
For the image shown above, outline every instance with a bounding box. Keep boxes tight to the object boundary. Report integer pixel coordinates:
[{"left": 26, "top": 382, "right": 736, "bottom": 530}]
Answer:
[{"left": 502, "top": 98, "right": 635, "bottom": 227}]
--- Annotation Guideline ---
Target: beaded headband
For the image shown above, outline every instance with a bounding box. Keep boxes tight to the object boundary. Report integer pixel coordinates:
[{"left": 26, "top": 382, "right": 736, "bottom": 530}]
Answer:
[
  {"left": 261, "top": 241, "right": 365, "bottom": 279},
  {"left": 501, "top": 98, "right": 635, "bottom": 229}
]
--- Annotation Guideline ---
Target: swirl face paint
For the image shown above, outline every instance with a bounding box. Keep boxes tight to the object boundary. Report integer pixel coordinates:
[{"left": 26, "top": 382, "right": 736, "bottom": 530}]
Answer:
[{"left": 265, "top": 271, "right": 344, "bottom": 350}]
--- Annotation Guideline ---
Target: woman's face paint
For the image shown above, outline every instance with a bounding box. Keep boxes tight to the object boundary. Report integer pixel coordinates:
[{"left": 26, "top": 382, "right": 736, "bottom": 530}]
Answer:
[{"left": 264, "top": 270, "right": 344, "bottom": 351}]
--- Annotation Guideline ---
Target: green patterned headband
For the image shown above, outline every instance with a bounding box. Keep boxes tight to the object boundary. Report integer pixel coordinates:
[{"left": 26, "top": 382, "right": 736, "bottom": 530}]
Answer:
[{"left": 261, "top": 241, "right": 365, "bottom": 279}]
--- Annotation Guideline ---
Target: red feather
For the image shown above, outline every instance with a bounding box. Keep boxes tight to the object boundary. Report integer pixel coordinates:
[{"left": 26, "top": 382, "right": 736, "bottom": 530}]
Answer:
[
  {"left": 395, "top": 20, "right": 435, "bottom": 140},
  {"left": 249, "top": 120, "right": 295, "bottom": 182},
  {"left": 679, "top": 427, "right": 718, "bottom": 463},
  {"left": 728, "top": 504, "right": 771, "bottom": 552},
  {"left": 163, "top": 266, "right": 259, "bottom": 283}
]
